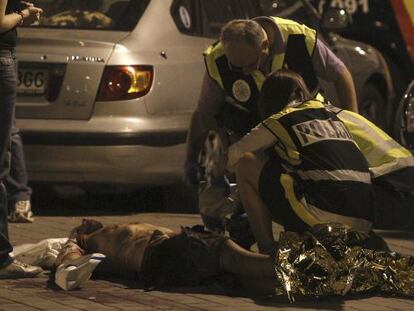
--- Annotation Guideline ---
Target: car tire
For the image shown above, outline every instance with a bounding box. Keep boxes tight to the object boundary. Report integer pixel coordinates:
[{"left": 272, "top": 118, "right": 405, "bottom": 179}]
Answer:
[
  {"left": 392, "top": 81, "right": 414, "bottom": 150},
  {"left": 198, "top": 129, "right": 229, "bottom": 183},
  {"left": 359, "top": 83, "right": 388, "bottom": 131},
  {"left": 392, "top": 98, "right": 406, "bottom": 147},
  {"left": 383, "top": 57, "right": 408, "bottom": 139}
]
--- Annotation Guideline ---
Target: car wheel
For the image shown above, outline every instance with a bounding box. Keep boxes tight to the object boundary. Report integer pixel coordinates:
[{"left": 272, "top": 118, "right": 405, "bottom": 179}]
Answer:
[
  {"left": 359, "top": 83, "right": 388, "bottom": 131},
  {"left": 162, "top": 129, "right": 230, "bottom": 214},
  {"left": 198, "top": 129, "right": 228, "bottom": 184}
]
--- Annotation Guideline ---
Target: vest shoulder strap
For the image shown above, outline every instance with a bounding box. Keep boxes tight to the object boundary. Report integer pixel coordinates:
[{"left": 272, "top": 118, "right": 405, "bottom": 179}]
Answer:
[
  {"left": 271, "top": 100, "right": 324, "bottom": 120},
  {"left": 270, "top": 16, "right": 317, "bottom": 57},
  {"left": 204, "top": 41, "right": 225, "bottom": 89},
  {"left": 272, "top": 17, "right": 317, "bottom": 71}
]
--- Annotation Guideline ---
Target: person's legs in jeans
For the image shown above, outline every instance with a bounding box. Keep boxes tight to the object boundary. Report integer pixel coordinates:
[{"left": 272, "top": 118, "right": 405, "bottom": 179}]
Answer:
[
  {"left": 0, "top": 50, "right": 42, "bottom": 277},
  {"left": 6, "top": 124, "right": 33, "bottom": 223},
  {"left": 0, "top": 50, "right": 16, "bottom": 267},
  {"left": 0, "top": 183, "right": 13, "bottom": 267}
]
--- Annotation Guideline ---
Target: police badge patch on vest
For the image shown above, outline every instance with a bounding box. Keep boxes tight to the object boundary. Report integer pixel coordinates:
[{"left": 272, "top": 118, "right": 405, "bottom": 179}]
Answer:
[{"left": 232, "top": 79, "right": 251, "bottom": 103}]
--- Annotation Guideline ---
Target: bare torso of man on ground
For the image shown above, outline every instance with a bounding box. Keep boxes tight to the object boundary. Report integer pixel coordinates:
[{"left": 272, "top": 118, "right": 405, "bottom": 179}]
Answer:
[
  {"left": 55, "top": 219, "right": 414, "bottom": 301},
  {"left": 56, "top": 218, "right": 275, "bottom": 290},
  {"left": 56, "top": 220, "right": 177, "bottom": 278}
]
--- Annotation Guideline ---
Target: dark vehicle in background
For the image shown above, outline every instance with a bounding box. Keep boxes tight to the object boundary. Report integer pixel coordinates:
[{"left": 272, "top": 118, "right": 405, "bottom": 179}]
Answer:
[
  {"left": 311, "top": 0, "right": 414, "bottom": 133},
  {"left": 267, "top": 0, "right": 395, "bottom": 132},
  {"left": 395, "top": 80, "right": 414, "bottom": 150},
  {"left": 15, "top": 0, "right": 393, "bottom": 193}
]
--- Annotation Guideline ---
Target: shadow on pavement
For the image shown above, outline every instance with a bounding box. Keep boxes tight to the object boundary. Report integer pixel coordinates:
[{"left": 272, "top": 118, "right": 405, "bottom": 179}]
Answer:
[
  {"left": 252, "top": 292, "right": 414, "bottom": 310},
  {"left": 106, "top": 278, "right": 235, "bottom": 295},
  {"left": 93, "top": 277, "right": 351, "bottom": 310},
  {"left": 252, "top": 296, "right": 345, "bottom": 310}
]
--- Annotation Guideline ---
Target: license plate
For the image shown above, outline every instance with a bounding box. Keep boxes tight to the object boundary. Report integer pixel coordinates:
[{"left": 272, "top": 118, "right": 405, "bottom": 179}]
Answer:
[{"left": 17, "top": 68, "right": 48, "bottom": 95}]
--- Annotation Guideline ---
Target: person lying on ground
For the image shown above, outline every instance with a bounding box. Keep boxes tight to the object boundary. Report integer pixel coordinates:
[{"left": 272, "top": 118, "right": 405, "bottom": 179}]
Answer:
[
  {"left": 55, "top": 218, "right": 278, "bottom": 294},
  {"left": 55, "top": 218, "right": 414, "bottom": 301}
]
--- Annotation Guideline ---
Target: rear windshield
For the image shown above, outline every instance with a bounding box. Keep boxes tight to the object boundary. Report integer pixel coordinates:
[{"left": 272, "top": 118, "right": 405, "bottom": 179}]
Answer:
[{"left": 23, "top": 0, "right": 150, "bottom": 30}]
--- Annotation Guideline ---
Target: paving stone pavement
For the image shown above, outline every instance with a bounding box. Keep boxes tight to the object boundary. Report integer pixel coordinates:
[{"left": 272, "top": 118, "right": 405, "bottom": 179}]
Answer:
[{"left": 1, "top": 211, "right": 414, "bottom": 311}]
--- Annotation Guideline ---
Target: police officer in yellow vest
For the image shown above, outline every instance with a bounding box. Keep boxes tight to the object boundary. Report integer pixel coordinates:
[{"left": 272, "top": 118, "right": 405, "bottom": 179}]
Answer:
[
  {"left": 184, "top": 17, "right": 359, "bottom": 232},
  {"left": 228, "top": 69, "right": 414, "bottom": 255},
  {"left": 228, "top": 69, "right": 375, "bottom": 255}
]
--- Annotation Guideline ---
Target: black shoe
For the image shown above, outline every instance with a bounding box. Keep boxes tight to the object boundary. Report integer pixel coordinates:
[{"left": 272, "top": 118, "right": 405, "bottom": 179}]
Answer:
[{"left": 201, "top": 214, "right": 225, "bottom": 234}]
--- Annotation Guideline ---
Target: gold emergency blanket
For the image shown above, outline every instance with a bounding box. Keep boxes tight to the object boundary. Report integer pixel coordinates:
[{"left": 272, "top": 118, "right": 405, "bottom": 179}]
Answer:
[{"left": 273, "top": 223, "right": 414, "bottom": 302}]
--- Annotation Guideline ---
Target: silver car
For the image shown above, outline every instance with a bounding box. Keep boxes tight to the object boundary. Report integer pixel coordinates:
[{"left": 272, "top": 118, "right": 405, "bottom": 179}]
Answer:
[{"left": 16, "top": 0, "right": 393, "bottom": 190}]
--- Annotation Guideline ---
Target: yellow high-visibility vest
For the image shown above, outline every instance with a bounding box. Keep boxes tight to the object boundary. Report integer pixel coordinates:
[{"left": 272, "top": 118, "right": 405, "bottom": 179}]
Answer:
[
  {"left": 325, "top": 103, "right": 414, "bottom": 191},
  {"left": 204, "top": 16, "right": 317, "bottom": 92},
  {"left": 262, "top": 99, "right": 373, "bottom": 233},
  {"left": 336, "top": 109, "right": 414, "bottom": 179}
]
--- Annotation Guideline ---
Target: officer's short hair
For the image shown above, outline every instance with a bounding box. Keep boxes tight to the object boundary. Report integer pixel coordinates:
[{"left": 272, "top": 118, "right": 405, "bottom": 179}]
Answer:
[{"left": 220, "top": 19, "right": 265, "bottom": 51}]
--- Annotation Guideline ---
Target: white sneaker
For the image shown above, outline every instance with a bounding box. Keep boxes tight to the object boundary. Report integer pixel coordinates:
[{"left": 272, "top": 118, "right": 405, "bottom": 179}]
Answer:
[
  {"left": 55, "top": 253, "right": 106, "bottom": 291},
  {"left": 9, "top": 200, "right": 34, "bottom": 223}
]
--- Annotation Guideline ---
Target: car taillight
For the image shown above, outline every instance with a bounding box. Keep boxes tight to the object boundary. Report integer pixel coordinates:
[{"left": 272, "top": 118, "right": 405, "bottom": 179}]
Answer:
[{"left": 96, "top": 65, "right": 153, "bottom": 101}]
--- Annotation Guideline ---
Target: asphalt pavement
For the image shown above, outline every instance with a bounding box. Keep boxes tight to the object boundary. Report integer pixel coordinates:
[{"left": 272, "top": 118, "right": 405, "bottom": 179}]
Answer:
[{"left": 1, "top": 191, "right": 414, "bottom": 311}]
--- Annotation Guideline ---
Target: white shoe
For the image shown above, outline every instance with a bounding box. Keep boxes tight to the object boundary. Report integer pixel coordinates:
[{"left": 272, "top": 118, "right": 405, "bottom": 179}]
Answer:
[
  {"left": 55, "top": 253, "right": 106, "bottom": 291},
  {"left": 9, "top": 200, "right": 34, "bottom": 223}
]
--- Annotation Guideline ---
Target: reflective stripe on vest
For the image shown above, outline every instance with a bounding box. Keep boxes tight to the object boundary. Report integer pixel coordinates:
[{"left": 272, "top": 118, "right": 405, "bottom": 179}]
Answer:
[
  {"left": 204, "top": 42, "right": 226, "bottom": 89},
  {"left": 337, "top": 110, "right": 414, "bottom": 178},
  {"left": 296, "top": 169, "right": 371, "bottom": 184},
  {"left": 203, "top": 16, "right": 317, "bottom": 93},
  {"left": 280, "top": 173, "right": 373, "bottom": 233}
]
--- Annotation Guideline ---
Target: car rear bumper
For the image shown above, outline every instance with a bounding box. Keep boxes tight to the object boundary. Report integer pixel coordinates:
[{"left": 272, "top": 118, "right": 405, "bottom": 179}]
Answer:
[
  {"left": 17, "top": 114, "right": 190, "bottom": 186},
  {"left": 23, "top": 142, "right": 186, "bottom": 186},
  {"left": 21, "top": 131, "right": 186, "bottom": 147}
]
